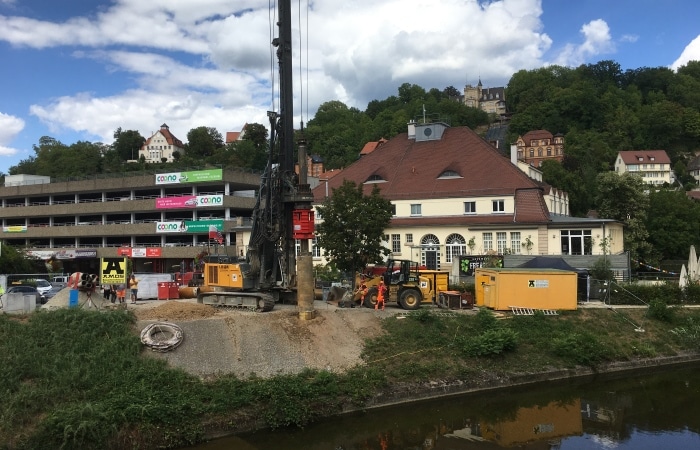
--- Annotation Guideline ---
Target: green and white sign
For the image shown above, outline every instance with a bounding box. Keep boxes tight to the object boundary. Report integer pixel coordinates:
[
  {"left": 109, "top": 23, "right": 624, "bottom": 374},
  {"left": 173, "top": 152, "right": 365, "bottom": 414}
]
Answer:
[
  {"left": 155, "top": 219, "right": 225, "bottom": 234},
  {"left": 180, "top": 219, "right": 224, "bottom": 233},
  {"left": 155, "top": 168, "right": 223, "bottom": 185}
]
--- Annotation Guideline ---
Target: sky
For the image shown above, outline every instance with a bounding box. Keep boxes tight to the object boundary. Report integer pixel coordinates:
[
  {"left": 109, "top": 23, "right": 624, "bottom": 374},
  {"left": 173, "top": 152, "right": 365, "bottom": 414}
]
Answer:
[{"left": 1, "top": 0, "right": 699, "bottom": 174}]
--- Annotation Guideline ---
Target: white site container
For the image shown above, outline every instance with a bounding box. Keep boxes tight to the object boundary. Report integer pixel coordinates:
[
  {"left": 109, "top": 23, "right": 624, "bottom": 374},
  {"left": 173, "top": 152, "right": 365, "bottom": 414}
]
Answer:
[{"left": 132, "top": 273, "right": 174, "bottom": 300}]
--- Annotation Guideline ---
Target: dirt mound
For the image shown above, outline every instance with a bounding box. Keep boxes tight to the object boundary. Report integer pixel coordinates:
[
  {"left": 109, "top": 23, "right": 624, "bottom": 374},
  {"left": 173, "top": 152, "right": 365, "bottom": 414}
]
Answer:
[{"left": 135, "top": 301, "right": 218, "bottom": 321}]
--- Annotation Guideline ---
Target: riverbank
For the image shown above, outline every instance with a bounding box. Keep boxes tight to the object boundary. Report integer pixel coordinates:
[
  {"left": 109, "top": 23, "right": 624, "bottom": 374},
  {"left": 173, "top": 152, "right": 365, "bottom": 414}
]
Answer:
[{"left": 2, "top": 298, "right": 700, "bottom": 449}]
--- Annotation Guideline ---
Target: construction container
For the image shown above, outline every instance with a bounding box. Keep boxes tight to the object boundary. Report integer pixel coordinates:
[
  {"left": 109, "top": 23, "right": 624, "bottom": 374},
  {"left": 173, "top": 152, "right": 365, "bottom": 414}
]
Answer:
[
  {"left": 417, "top": 269, "right": 450, "bottom": 304},
  {"left": 475, "top": 268, "right": 577, "bottom": 311}
]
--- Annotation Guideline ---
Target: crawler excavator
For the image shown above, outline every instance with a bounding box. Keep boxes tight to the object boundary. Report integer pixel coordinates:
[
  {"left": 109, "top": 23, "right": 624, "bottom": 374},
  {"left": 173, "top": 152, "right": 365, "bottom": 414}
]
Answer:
[{"left": 197, "top": 0, "right": 314, "bottom": 312}]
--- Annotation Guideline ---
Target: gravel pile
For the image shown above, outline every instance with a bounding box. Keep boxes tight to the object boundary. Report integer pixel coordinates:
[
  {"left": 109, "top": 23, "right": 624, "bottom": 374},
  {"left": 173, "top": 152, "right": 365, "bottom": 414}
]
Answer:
[{"left": 136, "top": 300, "right": 387, "bottom": 379}]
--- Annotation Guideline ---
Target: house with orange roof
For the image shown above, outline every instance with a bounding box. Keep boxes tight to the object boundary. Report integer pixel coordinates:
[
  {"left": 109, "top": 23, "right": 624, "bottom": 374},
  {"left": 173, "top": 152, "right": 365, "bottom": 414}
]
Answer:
[
  {"left": 139, "top": 124, "right": 185, "bottom": 163},
  {"left": 515, "top": 129, "right": 564, "bottom": 167},
  {"left": 311, "top": 121, "right": 623, "bottom": 272},
  {"left": 359, "top": 138, "right": 387, "bottom": 156},
  {"left": 225, "top": 124, "right": 248, "bottom": 144},
  {"left": 614, "top": 150, "right": 673, "bottom": 185}
]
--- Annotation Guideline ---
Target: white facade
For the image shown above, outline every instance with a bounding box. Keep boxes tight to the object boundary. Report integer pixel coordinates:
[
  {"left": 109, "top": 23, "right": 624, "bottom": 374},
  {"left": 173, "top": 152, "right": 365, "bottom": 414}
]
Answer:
[{"left": 614, "top": 151, "right": 672, "bottom": 186}]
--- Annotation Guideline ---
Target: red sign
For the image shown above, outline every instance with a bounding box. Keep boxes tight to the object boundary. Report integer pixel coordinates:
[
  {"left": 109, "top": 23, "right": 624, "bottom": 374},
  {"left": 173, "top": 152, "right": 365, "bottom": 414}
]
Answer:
[{"left": 117, "top": 247, "right": 163, "bottom": 258}]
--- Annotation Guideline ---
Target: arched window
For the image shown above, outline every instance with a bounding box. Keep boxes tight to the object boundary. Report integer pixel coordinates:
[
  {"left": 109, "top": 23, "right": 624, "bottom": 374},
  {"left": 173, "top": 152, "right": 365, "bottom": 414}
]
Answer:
[
  {"left": 420, "top": 234, "right": 441, "bottom": 269},
  {"left": 445, "top": 234, "right": 466, "bottom": 263}
]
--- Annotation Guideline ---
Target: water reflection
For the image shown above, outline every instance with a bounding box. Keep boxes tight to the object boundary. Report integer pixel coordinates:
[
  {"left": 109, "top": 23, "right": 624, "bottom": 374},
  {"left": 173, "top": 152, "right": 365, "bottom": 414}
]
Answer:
[{"left": 184, "top": 364, "right": 700, "bottom": 450}]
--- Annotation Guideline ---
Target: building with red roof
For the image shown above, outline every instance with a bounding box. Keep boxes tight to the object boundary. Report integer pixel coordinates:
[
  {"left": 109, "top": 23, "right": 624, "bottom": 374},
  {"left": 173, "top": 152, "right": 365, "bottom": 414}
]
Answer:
[
  {"left": 139, "top": 124, "right": 185, "bottom": 163},
  {"left": 311, "top": 121, "right": 623, "bottom": 271},
  {"left": 614, "top": 150, "right": 673, "bottom": 185}
]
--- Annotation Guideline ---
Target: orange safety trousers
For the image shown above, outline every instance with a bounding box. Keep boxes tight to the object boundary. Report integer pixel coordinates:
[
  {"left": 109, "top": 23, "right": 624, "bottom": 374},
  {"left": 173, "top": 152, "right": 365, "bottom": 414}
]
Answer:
[{"left": 375, "top": 287, "right": 385, "bottom": 310}]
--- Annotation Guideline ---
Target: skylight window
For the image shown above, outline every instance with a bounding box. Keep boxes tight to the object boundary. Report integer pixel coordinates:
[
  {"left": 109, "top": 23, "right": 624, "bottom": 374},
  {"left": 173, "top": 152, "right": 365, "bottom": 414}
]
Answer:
[
  {"left": 364, "top": 174, "right": 386, "bottom": 184},
  {"left": 438, "top": 170, "right": 461, "bottom": 179}
]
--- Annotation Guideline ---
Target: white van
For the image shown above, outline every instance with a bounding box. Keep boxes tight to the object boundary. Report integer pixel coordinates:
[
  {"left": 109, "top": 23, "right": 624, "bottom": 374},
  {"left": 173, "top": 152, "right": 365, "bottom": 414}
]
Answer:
[{"left": 51, "top": 275, "right": 69, "bottom": 288}]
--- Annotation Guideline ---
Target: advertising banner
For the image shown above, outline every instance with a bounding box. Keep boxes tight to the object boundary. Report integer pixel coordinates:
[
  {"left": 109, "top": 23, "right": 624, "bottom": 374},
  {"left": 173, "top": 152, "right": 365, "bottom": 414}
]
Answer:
[
  {"left": 3, "top": 225, "right": 27, "bottom": 233},
  {"left": 458, "top": 255, "right": 504, "bottom": 276},
  {"left": 101, "top": 258, "right": 128, "bottom": 284},
  {"left": 154, "top": 168, "right": 223, "bottom": 185},
  {"left": 155, "top": 220, "right": 224, "bottom": 234},
  {"left": 179, "top": 219, "right": 224, "bottom": 234},
  {"left": 27, "top": 249, "right": 97, "bottom": 260},
  {"left": 155, "top": 194, "right": 224, "bottom": 209},
  {"left": 118, "top": 247, "right": 163, "bottom": 257}
]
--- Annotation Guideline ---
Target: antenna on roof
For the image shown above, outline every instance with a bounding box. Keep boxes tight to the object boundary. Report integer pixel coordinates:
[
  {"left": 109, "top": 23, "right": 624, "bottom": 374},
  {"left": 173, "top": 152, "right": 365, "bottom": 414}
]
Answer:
[{"left": 422, "top": 104, "right": 426, "bottom": 124}]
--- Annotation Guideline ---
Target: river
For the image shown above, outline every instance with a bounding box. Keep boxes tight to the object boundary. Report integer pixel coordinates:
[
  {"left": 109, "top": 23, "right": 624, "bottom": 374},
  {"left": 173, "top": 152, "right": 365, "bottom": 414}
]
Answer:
[{"left": 184, "top": 363, "right": 700, "bottom": 449}]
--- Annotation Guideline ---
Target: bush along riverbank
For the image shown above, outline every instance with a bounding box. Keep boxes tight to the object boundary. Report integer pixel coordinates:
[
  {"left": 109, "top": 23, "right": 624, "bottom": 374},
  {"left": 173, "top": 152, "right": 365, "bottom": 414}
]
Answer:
[{"left": 2, "top": 298, "right": 700, "bottom": 449}]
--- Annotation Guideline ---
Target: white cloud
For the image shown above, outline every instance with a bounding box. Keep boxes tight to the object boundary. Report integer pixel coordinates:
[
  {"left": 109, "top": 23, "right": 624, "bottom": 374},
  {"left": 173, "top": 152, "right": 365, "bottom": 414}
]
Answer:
[
  {"left": 671, "top": 34, "right": 700, "bottom": 70},
  {"left": 0, "top": 111, "right": 23, "bottom": 157},
  {"left": 8, "top": 0, "right": 554, "bottom": 146},
  {"left": 551, "top": 19, "right": 614, "bottom": 67}
]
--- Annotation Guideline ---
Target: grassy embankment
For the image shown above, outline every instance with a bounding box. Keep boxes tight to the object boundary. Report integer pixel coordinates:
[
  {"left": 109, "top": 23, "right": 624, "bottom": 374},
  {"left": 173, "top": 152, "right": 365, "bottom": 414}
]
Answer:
[{"left": 2, "top": 283, "right": 700, "bottom": 449}]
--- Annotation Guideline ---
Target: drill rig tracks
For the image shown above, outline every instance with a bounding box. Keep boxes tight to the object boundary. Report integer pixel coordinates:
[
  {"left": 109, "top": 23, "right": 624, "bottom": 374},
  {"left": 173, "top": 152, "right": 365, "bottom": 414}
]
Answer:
[{"left": 197, "top": 291, "right": 276, "bottom": 312}]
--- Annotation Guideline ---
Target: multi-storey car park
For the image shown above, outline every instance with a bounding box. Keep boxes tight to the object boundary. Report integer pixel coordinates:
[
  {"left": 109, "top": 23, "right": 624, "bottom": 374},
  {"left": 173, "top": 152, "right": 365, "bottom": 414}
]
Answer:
[{"left": 0, "top": 167, "right": 260, "bottom": 275}]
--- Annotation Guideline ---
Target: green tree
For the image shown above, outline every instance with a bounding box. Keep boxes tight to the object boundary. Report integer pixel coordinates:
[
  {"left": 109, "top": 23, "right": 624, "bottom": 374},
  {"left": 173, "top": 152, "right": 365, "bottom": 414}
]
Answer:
[
  {"left": 112, "top": 128, "right": 145, "bottom": 161},
  {"left": 185, "top": 126, "right": 224, "bottom": 159},
  {"left": 646, "top": 190, "right": 700, "bottom": 260},
  {"left": 315, "top": 181, "right": 393, "bottom": 278},
  {"left": 595, "top": 172, "right": 652, "bottom": 262},
  {"left": 0, "top": 244, "right": 41, "bottom": 273}
]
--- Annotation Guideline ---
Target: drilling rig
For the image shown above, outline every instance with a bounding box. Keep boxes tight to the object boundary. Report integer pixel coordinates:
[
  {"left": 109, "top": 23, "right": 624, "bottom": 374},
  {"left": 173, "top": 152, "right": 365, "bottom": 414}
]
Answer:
[{"left": 197, "top": 0, "right": 315, "bottom": 313}]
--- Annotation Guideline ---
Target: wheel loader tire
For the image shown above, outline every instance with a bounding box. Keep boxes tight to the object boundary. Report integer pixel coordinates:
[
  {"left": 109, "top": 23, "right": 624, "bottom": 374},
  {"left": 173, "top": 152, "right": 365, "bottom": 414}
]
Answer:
[
  {"left": 399, "top": 288, "right": 422, "bottom": 310},
  {"left": 363, "top": 287, "right": 378, "bottom": 308}
]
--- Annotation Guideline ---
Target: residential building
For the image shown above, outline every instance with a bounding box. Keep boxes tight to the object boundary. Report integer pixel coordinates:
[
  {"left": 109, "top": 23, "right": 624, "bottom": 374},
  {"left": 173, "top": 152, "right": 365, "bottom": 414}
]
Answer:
[
  {"left": 225, "top": 124, "right": 248, "bottom": 144},
  {"left": 139, "top": 124, "right": 185, "bottom": 163},
  {"left": 515, "top": 130, "right": 564, "bottom": 167},
  {"left": 359, "top": 138, "right": 387, "bottom": 157},
  {"left": 296, "top": 154, "right": 326, "bottom": 178},
  {"left": 686, "top": 154, "right": 700, "bottom": 185},
  {"left": 0, "top": 168, "right": 258, "bottom": 275},
  {"left": 614, "top": 150, "right": 672, "bottom": 185},
  {"left": 311, "top": 122, "right": 623, "bottom": 272},
  {"left": 463, "top": 79, "right": 507, "bottom": 116}
]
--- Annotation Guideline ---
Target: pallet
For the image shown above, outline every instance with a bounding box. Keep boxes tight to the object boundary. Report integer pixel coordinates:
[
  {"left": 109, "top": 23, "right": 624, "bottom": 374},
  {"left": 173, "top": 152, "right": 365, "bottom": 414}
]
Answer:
[{"left": 509, "top": 306, "right": 558, "bottom": 316}]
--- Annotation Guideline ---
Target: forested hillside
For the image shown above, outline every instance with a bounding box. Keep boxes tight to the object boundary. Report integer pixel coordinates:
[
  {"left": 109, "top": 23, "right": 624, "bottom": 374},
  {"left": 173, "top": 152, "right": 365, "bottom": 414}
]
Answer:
[
  {"left": 5, "top": 60, "right": 700, "bottom": 263},
  {"left": 508, "top": 60, "right": 700, "bottom": 216}
]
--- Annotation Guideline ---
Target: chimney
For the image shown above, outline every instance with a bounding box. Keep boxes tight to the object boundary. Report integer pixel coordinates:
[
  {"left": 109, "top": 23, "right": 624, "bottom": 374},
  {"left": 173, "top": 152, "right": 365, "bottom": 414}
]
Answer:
[
  {"left": 510, "top": 143, "right": 518, "bottom": 165},
  {"left": 407, "top": 120, "right": 416, "bottom": 140}
]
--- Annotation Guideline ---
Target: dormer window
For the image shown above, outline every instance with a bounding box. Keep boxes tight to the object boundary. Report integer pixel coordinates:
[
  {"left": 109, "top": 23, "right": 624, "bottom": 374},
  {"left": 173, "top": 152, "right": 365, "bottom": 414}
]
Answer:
[
  {"left": 364, "top": 174, "right": 386, "bottom": 184},
  {"left": 438, "top": 170, "right": 461, "bottom": 179}
]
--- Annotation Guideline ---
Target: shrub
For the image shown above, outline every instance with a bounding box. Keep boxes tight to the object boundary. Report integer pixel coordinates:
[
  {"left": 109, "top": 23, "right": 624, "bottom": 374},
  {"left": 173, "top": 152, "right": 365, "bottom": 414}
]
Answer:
[
  {"left": 550, "top": 333, "right": 609, "bottom": 367},
  {"left": 457, "top": 328, "right": 518, "bottom": 357},
  {"left": 646, "top": 299, "right": 676, "bottom": 323},
  {"left": 474, "top": 308, "right": 499, "bottom": 332}
]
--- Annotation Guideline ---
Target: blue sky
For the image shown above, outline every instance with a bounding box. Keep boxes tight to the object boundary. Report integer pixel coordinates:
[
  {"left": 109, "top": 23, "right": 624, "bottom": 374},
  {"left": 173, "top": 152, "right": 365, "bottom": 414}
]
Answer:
[{"left": 1, "top": 0, "right": 699, "bottom": 175}]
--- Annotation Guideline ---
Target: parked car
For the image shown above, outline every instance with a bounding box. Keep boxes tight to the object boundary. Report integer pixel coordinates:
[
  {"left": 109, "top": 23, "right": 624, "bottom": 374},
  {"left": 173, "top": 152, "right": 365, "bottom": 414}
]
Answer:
[
  {"left": 4, "top": 285, "right": 46, "bottom": 305},
  {"left": 34, "top": 279, "right": 53, "bottom": 296}
]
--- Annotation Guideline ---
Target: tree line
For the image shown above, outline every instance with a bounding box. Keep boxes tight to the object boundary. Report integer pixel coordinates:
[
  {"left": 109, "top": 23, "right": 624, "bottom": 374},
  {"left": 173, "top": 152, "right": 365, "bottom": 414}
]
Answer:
[{"left": 4, "top": 60, "right": 700, "bottom": 264}]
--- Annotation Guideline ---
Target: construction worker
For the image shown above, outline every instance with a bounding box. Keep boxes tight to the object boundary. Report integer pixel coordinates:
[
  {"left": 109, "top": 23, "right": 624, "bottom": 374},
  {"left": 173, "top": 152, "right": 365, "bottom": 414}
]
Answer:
[
  {"left": 375, "top": 279, "right": 386, "bottom": 310},
  {"left": 357, "top": 283, "right": 368, "bottom": 308}
]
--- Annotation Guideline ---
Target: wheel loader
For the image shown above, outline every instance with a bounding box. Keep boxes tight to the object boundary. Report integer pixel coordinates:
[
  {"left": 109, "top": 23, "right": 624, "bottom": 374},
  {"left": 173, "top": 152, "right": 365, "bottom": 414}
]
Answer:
[{"left": 353, "top": 259, "right": 449, "bottom": 310}]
